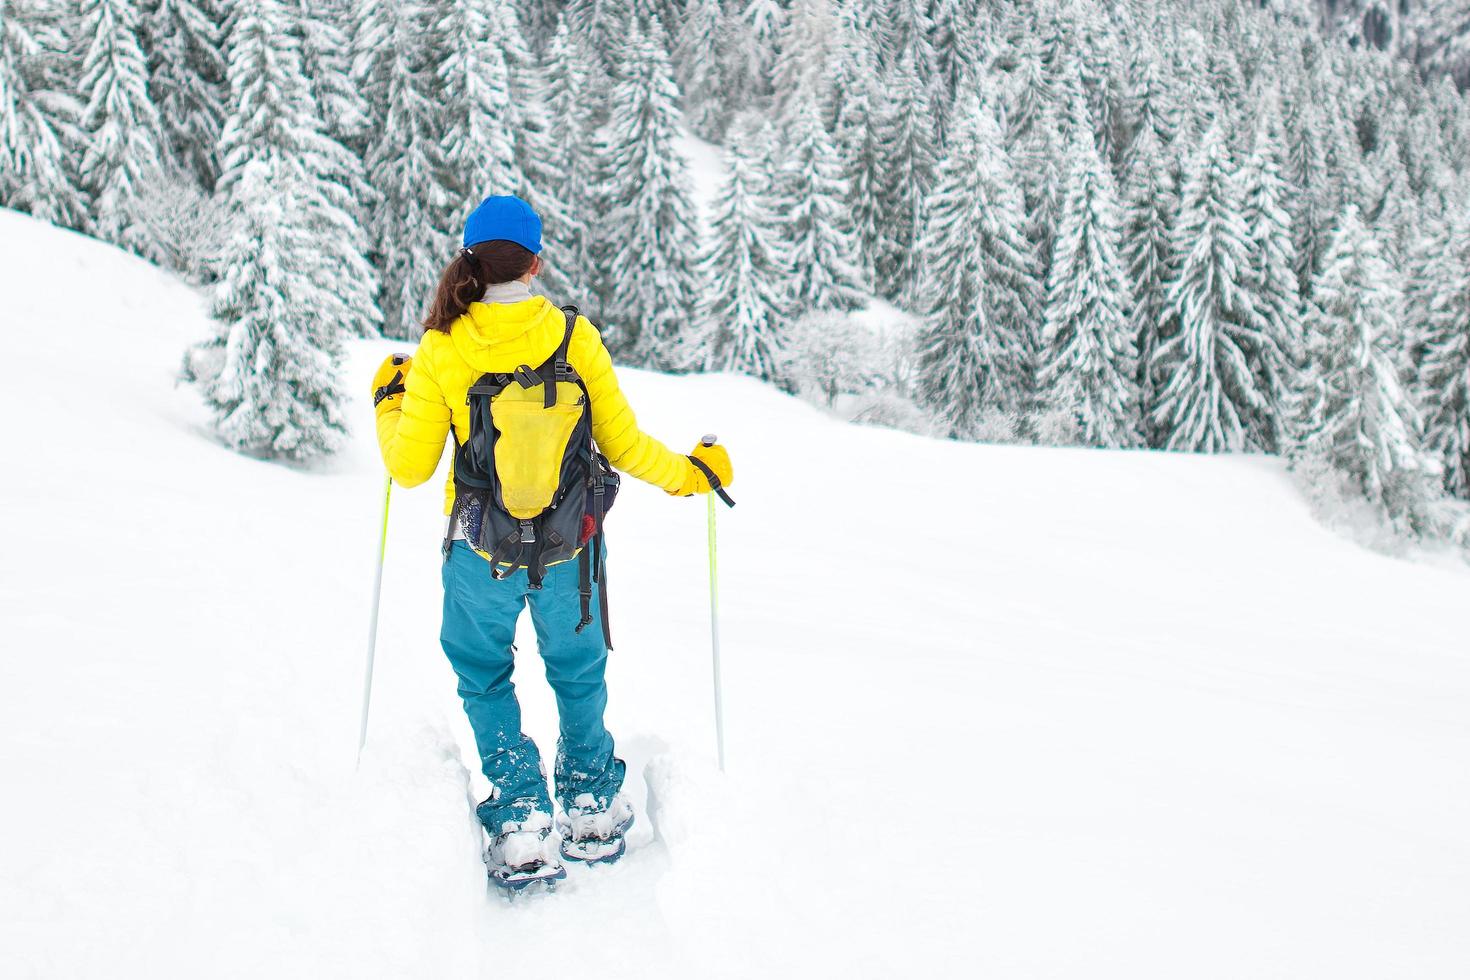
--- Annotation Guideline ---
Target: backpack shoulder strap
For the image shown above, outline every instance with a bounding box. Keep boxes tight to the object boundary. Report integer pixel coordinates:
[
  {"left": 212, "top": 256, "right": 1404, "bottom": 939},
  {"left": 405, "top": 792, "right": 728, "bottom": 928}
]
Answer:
[
  {"left": 555, "top": 305, "right": 578, "bottom": 362},
  {"left": 534, "top": 305, "right": 581, "bottom": 409}
]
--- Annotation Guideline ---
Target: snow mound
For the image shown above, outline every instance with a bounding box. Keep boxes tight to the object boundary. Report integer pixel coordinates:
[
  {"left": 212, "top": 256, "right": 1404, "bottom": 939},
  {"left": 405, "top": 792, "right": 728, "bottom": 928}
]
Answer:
[{"left": 3, "top": 209, "right": 1469, "bottom": 979}]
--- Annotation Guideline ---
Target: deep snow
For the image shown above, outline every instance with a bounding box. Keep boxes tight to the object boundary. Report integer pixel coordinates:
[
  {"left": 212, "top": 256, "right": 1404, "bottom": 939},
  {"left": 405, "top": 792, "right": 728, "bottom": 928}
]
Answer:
[{"left": 2, "top": 208, "right": 1469, "bottom": 978}]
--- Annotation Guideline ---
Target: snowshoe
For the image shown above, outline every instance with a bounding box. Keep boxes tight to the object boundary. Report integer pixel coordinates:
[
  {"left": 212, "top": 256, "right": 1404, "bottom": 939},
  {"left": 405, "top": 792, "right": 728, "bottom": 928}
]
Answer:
[
  {"left": 486, "top": 811, "right": 566, "bottom": 891},
  {"left": 557, "top": 793, "right": 636, "bottom": 865}
]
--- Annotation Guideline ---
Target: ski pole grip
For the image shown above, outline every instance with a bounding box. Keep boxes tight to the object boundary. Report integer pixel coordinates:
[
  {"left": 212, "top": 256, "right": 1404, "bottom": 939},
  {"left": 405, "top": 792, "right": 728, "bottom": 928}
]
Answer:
[
  {"left": 690, "top": 434, "right": 732, "bottom": 505},
  {"left": 688, "top": 449, "right": 735, "bottom": 509}
]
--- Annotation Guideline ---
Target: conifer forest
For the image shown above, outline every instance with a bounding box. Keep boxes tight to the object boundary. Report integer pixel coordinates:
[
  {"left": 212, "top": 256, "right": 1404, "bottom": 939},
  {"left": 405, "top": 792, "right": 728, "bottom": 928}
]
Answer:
[{"left": 4, "top": 0, "right": 1470, "bottom": 546}]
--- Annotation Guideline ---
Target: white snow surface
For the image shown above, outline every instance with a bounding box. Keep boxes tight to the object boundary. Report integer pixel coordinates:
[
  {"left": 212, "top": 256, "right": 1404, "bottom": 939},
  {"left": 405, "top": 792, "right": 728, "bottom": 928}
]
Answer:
[{"left": 2, "top": 208, "right": 1469, "bottom": 978}]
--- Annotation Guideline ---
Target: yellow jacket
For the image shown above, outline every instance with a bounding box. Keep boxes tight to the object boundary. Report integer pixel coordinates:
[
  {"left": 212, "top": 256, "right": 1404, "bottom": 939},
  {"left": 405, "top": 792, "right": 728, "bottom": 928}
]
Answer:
[{"left": 375, "top": 297, "right": 696, "bottom": 514}]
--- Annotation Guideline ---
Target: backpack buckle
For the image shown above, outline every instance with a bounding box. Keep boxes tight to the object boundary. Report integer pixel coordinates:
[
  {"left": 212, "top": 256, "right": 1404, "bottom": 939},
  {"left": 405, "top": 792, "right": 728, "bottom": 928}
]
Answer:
[
  {"left": 518, "top": 521, "right": 536, "bottom": 544},
  {"left": 513, "top": 365, "right": 540, "bottom": 388}
]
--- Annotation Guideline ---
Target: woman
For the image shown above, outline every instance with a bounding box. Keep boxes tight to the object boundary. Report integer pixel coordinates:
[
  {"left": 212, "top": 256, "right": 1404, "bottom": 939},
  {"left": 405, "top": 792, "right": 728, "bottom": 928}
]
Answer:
[{"left": 370, "top": 195, "right": 733, "bottom": 887}]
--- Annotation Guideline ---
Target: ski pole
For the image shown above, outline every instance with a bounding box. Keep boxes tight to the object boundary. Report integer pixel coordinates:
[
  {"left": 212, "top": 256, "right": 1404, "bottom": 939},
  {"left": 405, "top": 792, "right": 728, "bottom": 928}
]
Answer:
[
  {"left": 357, "top": 474, "right": 393, "bottom": 768},
  {"left": 696, "top": 435, "right": 736, "bottom": 771}
]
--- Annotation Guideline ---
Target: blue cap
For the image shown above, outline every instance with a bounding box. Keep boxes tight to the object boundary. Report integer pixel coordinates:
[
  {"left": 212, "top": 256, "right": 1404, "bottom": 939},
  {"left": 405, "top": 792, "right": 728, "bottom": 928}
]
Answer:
[{"left": 462, "top": 195, "right": 542, "bottom": 253}]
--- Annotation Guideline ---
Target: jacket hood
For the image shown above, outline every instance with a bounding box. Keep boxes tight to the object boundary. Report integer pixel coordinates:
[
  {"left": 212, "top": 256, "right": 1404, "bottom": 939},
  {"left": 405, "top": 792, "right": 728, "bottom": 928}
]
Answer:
[{"left": 450, "top": 297, "right": 568, "bottom": 374}]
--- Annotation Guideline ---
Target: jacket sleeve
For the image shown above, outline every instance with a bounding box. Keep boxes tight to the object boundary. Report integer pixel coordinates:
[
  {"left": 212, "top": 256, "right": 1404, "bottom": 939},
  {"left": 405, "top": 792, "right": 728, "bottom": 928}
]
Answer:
[
  {"left": 375, "top": 334, "right": 452, "bottom": 488},
  {"left": 572, "top": 318, "right": 695, "bottom": 494}
]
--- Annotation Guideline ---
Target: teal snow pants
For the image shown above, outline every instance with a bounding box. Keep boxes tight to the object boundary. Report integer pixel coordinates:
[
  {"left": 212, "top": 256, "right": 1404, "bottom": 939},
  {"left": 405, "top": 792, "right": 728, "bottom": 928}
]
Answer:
[{"left": 440, "top": 540, "right": 625, "bottom": 835}]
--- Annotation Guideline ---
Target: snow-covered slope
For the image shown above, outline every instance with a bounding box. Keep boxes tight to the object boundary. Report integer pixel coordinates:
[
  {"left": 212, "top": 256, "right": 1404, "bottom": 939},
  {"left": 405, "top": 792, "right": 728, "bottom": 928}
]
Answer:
[{"left": 2, "top": 208, "right": 1469, "bottom": 979}]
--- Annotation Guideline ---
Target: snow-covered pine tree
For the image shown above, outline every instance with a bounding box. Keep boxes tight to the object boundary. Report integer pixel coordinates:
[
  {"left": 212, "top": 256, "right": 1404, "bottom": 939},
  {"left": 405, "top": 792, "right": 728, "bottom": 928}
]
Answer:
[
  {"left": 489, "top": 0, "right": 560, "bottom": 237},
  {"left": 1152, "top": 124, "right": 1275, "bottom": 454},
  {"left": 1037, "top": 85, "right": 1139, "bottom": 447},
  {"left": 1009, "top": 38, "right": 1069, "bottom": 287},
  {"left": 1120, "top": 124, "right": 1177, "bottom": 445},
  {"left": 775, "top": 98, "right": 863, "bottom": 312},
  {"left": 695, "top": 139, "right": 793, "bottom": 379},
  {"left": 563, "top": 0, "right": 628, "bottom": 76},
  {"left": 1282, "top": 90, "right": 1331, "bottom": 294},
  {"left": 1365, "top": 134, "right": 1419, "bottom": 262},
  {"left": 730, "top": 0, "right": 783, "bottom": 100},
  {"left": 673, "top": 0, "right": 728, "bottom": 139},
  {"left": 928, "top": 0, "right": 985, "bottom": 112},
  {"left": 517, "top": 0, "right": 564, "bottom": 48},
  {"left": 831, "top": 13, "right": 886, "bottom": 283},
  {"left": 139, "top": 0, "right": 225, "bottom": 189},
  {"left": 1297, "top": 205, "right": 1442, "bottom": 523},
  {"left": 186, "top": 156, "right": 349, "bottom": 459},
  {"left": 216, "top": 0, "right": 378, "bottom": 337},
  {"left": 294, "top": 0, "right": 371, "bottom": 166},
  {"left": 771, "top": 0, "right": 837, "bottom": 121},
  {"left": 352, "top": 0, "right": 456, "bottom": 338},
  {"left": 1073, "top": 2, "right": 1126, "bottom": 168},
  {"left": 913, "top": 92, "right": 1041, "bottom": 437},
  {"left": 78, "top": 0, "right": 165, "bottom": 249},
  {"left": 1414, "top": 212, "right": 1470, "bottom": 499},
  {"left": 185, "top": 0, "right": 375, "bottom": 459},
  {"left": 0, "top": 0, "right": 84, "bottom": 226},
  {"left": 881, "top": 0, "right": 934, "bottom": 69},
  {"left": 435, "top": 0, "right": 518, "bottom": 206},
  {"left": 1123, "top": 42, "right": 1180, "bottom": 165},
  {"left": 536, "top": 14, "right": 600, "bottom": 303},
  {"left": 874, "top": 49, "right": 937, "bottom": 306},
  {"left": 595, "top": 19, "right": 699, "bottom": 367},
  {"left": 1006, "top": 33, "right": 1052, "bottom": 148},
  {"left": 1237, "top": 96, "right": 1300, "bottom": 451}
]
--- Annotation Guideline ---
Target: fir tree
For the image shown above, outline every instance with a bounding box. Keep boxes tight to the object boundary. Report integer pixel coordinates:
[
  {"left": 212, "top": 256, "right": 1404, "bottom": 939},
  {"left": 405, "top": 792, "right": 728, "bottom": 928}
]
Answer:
[
  {"left": 185, "top": 0, "right": 374, "bottom": 459},
  {"left": 696, "top": 140, "right": 793, "bottom": 379},
  {"left": 353, "top": 0, "right": 456, "bottom": 338},
  {"left": 1010, "top": 51, "right": 1068, "bottom": 286},
  {"left": 928, "top": 0, "right": 984, "bottom": 109},
  {"left": 564, "top": 0, "right": 627, "bottom": 76},
  {"left": 732, "top": 0, "right": 783, "bottom": 98},
  {"left": 914, "top": 93, "right": 1041, "bottom": 436},
  {"left": 775, "top": 98, "right": 863, "bottom": 312},
  {"left": 435, "top": 0, "right": 518, "bottom": 205},
  {"left": 771, "top": 0, "right": 837, "bottom": 121},
  {"left": 1365, "top": 134, "right": 1419, "bottom": 261},
  {"left": 1237, "top": 99, "right": 1300, "bottom": 451},
  {"left": 537, "top": 14, "right": 601, "bottom": 302},
  {"left": 595, "top": 20, "right": 699, "bottom": 367},
  {"left": 1283, "top": 92, "right": 1331, "bottom": 294},
  {"left": 1038, "top": 90, "right": 1140, "bottom": 447},
  {"left": 0, "top": 0, "right": 83, "bottom": 226},
  {"left": 1006, "top": 34, "right": 1052, "bottom": 147},
  {"left": 1124, "top": 43, "right": 1180, "bottom": 160},
  {"left": 1120, "top": 125, "right": 1177, "bottom": 445},
  {"left": 1415, "top": 213, "right": 1470, "bottom": 499},
  {"left": 294, "top": 0, "right": 370, "bottom": 160},
  {"left": 78, "top": 0, "right": 165, "bottom": 248},
  {"left": 832, "top": 22, "right": 886, "bottom": 283},
  {"left": 185, "top": 157, "right": 350, "bottom": 459},
  {"left": 139, "top": 0, "right": 225, "bottom": 188},
  {"left": 875, "top": 49, "right": 937, "bottom": 305},
  {"left": 489, "top": 0, "right": 557, "bottom": 231},
  {"left": 673, "top": 0, "right": 729, "bottom": 139},
  {"left": 1298, "top": 206, "right": 1440, "bottom": 520},
  {"left": 1152, "top": 125, "right": 1273, "bottom": 453}
]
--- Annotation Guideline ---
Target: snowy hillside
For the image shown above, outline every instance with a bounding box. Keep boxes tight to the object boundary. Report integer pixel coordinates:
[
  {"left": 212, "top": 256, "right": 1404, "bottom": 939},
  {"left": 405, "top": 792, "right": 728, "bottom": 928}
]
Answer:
[{"left": 2, "top": 208, "right": 1469, "bottom": 979}]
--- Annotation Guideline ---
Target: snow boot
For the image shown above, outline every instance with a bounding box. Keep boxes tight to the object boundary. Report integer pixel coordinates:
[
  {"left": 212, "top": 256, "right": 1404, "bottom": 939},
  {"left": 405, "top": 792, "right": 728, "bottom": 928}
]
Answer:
[
  {"left": 485, "top": 811, "right": 566, "bottom": 890},
  {"left": 557, "top": 793, "right": 636, "bottom": 864}
]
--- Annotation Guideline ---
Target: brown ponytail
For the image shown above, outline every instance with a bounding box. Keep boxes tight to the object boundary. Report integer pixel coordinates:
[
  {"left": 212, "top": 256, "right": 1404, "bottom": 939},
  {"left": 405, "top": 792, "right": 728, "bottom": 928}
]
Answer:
[{"left": 422, "top": 240, "right": 539, "bottom": 334}]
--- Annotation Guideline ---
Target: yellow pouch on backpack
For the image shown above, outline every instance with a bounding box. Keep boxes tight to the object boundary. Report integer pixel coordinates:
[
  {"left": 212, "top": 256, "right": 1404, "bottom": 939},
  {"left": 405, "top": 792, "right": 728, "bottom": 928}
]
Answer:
[{"left": 492, "top": 380, "right": 587, "bottom": 519}]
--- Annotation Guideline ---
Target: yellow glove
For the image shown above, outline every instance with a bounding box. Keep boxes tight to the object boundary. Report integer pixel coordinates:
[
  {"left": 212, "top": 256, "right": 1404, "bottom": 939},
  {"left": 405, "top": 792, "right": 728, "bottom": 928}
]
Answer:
[
  {"left": 371, "top": 354, "right": 412, "bottom": 416},
  {"left": 675, "top": 441, "right": 734, "bottom": 496}
]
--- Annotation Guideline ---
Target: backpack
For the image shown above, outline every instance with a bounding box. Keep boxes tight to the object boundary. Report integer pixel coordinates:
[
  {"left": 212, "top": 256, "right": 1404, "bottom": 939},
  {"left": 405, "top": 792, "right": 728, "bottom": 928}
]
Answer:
[{"left": 445, "top": 305, "right": 620, "bottom": 648}]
